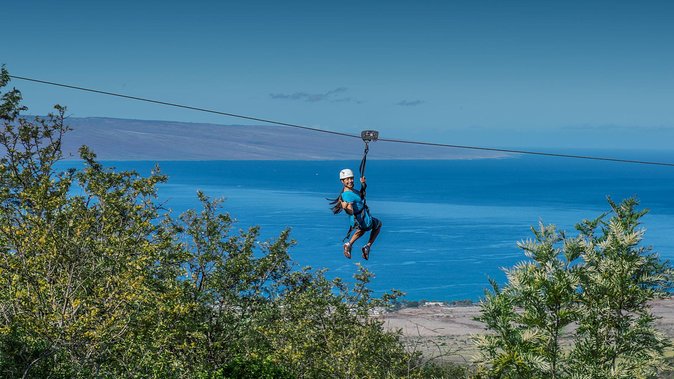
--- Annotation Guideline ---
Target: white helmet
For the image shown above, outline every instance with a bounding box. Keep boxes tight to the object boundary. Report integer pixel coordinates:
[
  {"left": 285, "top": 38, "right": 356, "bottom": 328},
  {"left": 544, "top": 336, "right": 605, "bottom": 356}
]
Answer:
[{"left": 339, "top": 168, "right": 354, "bottom": 180}]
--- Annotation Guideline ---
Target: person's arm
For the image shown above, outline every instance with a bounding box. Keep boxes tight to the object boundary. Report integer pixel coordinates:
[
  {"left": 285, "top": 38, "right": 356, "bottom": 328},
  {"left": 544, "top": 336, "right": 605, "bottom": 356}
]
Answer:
[
  {"left": 341, "top": 201, "right": 354, "bottom": 215},
  {"left": 341, "top": 191, "right": 356, "bottom": 214}
]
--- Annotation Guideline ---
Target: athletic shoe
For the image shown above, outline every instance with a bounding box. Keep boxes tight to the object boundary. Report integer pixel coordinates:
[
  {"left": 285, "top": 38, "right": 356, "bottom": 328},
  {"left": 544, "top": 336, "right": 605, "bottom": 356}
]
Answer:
[
  {"left": 343, "top": 243, "right": 352, "bottom": 259},
  {"left": 362, "top": 244, "right": 371, "bottom": 260}
]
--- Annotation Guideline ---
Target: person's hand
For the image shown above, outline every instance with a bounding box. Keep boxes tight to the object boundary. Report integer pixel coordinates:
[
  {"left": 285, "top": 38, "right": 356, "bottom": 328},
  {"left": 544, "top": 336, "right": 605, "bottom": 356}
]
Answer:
[
  {"left": 360, "top": 177, "right": 366, "bottom": 184},
  {"left": 342, "top": 201, "right": 354, "bottom": 215}
]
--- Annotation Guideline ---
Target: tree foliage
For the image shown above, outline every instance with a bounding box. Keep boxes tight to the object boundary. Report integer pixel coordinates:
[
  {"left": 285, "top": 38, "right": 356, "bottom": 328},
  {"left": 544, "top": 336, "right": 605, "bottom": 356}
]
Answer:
[
  {"left": 475, "top": 199, "right": 673, "bottom": 379},
  {"left": 0, "top": 66, "right": 431, "bottom": 378}
]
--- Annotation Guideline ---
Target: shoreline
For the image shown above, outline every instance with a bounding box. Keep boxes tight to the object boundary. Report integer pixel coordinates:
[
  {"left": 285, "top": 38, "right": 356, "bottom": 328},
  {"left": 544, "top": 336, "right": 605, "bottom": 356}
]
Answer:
[{"left": 380, "top": 297, "right": 674, "bottom": 364}]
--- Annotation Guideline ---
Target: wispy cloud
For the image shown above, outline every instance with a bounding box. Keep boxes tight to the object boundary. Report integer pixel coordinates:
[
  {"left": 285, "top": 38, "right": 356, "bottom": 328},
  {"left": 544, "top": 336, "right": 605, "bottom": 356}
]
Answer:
[
  {"left": 270, "top": 87, "right": 361, "bottom": 103},
  {"left": 396, "top": 100, "right": 424, "bottom": 107}
]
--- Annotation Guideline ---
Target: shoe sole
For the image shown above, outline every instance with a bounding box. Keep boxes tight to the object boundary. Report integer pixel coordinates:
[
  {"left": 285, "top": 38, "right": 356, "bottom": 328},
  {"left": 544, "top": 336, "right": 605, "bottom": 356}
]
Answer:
[
  {"left": 343, "top": 244, "right": 352, "bottom": 259},
  {"left": 362, "top": 246, "right": 370, "bottom": 260}
]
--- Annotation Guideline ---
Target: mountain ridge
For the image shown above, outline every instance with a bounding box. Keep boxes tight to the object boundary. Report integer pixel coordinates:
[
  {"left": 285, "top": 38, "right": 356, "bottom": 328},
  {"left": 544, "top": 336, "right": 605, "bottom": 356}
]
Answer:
[{"left": 56, "top": 116, "right": 506, "bottom": 160}]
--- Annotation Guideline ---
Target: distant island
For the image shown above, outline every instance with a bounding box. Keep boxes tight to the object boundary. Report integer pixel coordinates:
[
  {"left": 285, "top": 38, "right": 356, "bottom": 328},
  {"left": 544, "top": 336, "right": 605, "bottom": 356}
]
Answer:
[{"left": 55, "top": 117, "right": 508, "bottom": 161}]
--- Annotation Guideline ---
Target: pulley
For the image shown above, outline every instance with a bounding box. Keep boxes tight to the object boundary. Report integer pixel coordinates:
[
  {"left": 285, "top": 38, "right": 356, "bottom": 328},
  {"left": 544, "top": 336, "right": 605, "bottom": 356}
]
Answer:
[
  {"left": 361, "top": 130, "right": 379, "bottom": 143},
  {"left": 358, "top": 130, "right": 378, "bottom": 180}
]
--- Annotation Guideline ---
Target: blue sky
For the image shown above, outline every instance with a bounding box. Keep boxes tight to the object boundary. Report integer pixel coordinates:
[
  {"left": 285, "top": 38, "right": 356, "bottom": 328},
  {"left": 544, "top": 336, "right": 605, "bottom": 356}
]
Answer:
[{"left": 4, "top": 0, "right": 674, "bottom": 150}]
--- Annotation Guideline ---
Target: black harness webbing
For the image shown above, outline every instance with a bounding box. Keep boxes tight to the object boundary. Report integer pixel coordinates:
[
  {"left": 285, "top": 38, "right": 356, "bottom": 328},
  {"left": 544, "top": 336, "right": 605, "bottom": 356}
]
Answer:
[
  {"left": 359, "top": 141, "right": 369, "bottom": 200},
  {"left": 343, "top": 142, "right": 371, "bottom": 242}
]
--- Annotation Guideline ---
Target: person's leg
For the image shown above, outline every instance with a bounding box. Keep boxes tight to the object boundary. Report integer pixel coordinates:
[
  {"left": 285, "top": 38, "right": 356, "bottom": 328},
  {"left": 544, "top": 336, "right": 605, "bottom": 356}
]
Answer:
[
  {"left": 350, "top": 229, "right": 365, "bottom": 245},
  {"left": 362, "top": 219, "right": 382, "bottom": 260},
  {"left": 367, "top": 218, "right": 382, "bottom": 245},
  {"left": 344, "top": 229, "right": 365, "bottom": 259}
]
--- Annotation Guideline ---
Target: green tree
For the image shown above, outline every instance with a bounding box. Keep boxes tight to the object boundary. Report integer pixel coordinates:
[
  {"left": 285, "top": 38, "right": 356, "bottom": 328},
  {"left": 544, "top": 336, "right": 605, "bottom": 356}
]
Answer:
[
  {"left": 0, "top": 66, "right": 203, "bottom": 377},
  {"left": 0, "top": 66, "right": 177, "bottom": 377},
  {"left": 475, "top": 199, "right": 672, "bottom": 379},
  {"left": 165, "top": 191, "right": 417, "bottom": 378},
  {"left": 570, "top": 198, "right": 672, "bottom": 378},
  {"left": 259, "top": 266, "right": 412, "bottom": 377},
  {"left": 474, "top": 224, "right": 580, "bottom": 378}
]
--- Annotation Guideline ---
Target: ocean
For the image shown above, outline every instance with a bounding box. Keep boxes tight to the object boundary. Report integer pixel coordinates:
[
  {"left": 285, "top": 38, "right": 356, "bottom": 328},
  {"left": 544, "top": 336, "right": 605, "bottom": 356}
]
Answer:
[{"left": 97, "top": 153, "right": 674, "bottom": 302}]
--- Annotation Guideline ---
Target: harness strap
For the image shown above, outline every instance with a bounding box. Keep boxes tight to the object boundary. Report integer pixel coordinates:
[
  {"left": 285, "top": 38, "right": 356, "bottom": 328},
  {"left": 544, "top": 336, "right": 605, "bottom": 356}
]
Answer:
[
  {"left": 343, "top": 225, "right": 354, "bottom": 242},
  {"left": 359, "top": 141, "right": 369, "bottom": 203},
  {"left": 359, "top": 141, "right": 369, "bottom": 178},
  {"left": 343, "top": 199, "right": 366, "bottom": 242}
]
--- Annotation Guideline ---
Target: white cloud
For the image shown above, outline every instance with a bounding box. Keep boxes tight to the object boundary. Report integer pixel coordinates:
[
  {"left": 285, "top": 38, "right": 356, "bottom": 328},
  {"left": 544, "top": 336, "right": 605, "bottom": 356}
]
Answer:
[{"left": 270, "top": 87, "right": 361, "bottom": 103}]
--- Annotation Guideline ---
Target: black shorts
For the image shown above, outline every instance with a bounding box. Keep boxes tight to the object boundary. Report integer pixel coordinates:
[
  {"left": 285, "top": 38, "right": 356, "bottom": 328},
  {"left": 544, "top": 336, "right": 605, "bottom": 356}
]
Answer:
[{"left": 360, "top": 217, "right": 382, "bottom": 232}]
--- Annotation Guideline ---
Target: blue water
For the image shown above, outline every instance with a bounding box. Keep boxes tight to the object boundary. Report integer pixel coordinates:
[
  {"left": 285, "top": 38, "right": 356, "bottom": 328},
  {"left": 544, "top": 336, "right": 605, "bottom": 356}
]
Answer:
[{"left": 93, "top": 153, "right": 674, "bottom": 302}]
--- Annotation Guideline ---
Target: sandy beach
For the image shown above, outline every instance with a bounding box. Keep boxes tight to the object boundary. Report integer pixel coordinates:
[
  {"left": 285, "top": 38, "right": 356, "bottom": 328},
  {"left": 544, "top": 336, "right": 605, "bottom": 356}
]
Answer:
[{"left": 380, "top": 298, "right": 674, "bottom": 364}]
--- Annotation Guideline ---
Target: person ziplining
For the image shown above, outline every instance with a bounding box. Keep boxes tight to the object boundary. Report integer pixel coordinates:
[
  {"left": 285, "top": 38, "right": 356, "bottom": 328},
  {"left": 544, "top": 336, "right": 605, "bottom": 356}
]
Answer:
[{"left": 329, "top": 131, "right": 382, "bottom": 260}]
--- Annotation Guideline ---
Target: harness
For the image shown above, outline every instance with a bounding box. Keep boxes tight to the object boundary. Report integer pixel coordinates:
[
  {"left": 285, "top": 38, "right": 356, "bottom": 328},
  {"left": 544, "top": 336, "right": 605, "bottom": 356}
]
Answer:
[{"left": 342, "top": 130, "right": 379, "bottom": 242}]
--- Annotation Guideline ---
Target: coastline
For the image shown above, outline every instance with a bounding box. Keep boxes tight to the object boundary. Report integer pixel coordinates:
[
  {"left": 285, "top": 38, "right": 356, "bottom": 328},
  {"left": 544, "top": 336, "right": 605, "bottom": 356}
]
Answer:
[{"left": 380, "top": 298, "right": 674, "bottom": 364}]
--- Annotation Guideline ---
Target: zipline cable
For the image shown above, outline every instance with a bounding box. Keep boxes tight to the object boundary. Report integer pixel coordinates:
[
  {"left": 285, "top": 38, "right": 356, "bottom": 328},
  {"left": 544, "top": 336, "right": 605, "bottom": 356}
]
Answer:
[
  {"left": 378, "top": 137, "right": 674, "bottom": 167},
  {"left": 8, "top": 75, "right": 358, "bottom": 140},
  {"left": 9, "top": 74, "right": 674, "bottom": 168}
]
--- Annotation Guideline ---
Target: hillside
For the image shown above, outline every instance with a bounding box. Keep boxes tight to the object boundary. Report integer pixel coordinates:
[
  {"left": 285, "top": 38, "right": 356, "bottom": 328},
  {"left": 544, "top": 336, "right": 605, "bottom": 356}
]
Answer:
[{"left": 57, "top": 117, "right": 507, "bottom": 160}]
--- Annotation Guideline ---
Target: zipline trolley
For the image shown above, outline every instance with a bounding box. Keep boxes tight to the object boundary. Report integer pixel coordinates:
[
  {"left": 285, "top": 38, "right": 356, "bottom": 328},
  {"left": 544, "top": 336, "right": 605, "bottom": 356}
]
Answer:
[{"left": 359, "top": 130, "right": 378, "bottom": 178}]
